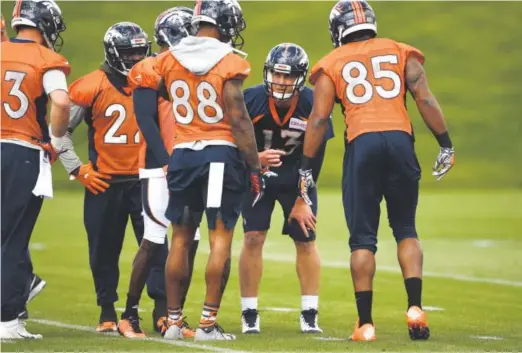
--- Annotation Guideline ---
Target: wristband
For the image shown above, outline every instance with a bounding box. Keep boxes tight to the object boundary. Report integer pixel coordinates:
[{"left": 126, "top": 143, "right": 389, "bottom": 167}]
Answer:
[
  {"left": 435, "top": 131, "right": 452, "bottom": 148},
  {"left": 300, "top": 156, "right": 313, "bottom": 171}
]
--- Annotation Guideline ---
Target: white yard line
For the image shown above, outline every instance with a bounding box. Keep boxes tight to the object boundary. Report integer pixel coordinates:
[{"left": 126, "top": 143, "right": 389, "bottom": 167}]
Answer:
[
  {"left": 227, "top": 252, "right": 522, "bottom": 287},
  {"left": 29, "top": 319, "right": 247, "bottom": 353}
]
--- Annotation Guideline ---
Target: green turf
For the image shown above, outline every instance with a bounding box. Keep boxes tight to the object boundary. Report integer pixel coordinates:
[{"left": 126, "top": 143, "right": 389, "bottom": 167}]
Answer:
[
  {"left": 2, "top": 1, "right": 522, "bottom": 189},
  {"left": 5, "top": 189, "right": 522, "bottom": 352}
]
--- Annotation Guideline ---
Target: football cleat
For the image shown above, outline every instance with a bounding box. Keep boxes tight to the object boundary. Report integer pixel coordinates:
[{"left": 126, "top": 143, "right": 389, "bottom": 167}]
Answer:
[
  {"left": 27, "top": 275, "right": 46, "bottom": 304},
  {"left": 241, "top": 309, "right": 260, "bottom": 334},
  {"left": 118, "top": 317, "right": 145, "bottom": 339},
  {"left": 159, "top": 317, "right": 195, "bottom": 338},
  {"left": 195, "top": 321, "right": 236, "bottom": 341},
  {"left": 349, "top": 320, "right": 376, "bottom": 341},
  {"left": 0, "top": 319, "right": 42, "bottom": 339},
  {"left": 96, "top": 321, "right": 117, "bottom": 333},
  {"left": 300, "top": 309, "right": 323, "bottom": 333},
  {"left": 162, "top": 318, "right": 184, "bottom": 340},
  {"left": 406, "top": 306, "right": 430, "bottom": 340}
]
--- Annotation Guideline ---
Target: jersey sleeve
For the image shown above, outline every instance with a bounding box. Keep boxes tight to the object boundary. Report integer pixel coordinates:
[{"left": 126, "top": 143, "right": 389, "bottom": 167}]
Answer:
[
  {"left": 398, "top": 42, "right": 425, "bottom": 65},
  {"left": 129, "top": 57, "right": 161, "bottom": 90},
  {"left": 40, "top": 49, "right": 71, "bottom": 76},
  {"left": 222, "top": 54, "right": 251, "bottom": 81},
  {"left": 68, "top": 70, "right": 103, "bottom": 108},
  {"left": 309, "top": 55, "right": 335, "bottom": 86}
]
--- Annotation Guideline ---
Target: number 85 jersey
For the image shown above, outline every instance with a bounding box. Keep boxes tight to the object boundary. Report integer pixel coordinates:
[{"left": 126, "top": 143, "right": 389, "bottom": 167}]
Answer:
[{"left": 310, "top": 37, "right": 424, "bottom": 142}]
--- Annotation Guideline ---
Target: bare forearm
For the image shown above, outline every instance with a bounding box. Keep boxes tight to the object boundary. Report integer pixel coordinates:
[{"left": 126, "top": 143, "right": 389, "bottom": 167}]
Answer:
[
  {"left": 231, "top": 118, "right": 261, "bottom": 170},
  {"left": 50, "top": 103, "right": 70, "bottom": 137},
  {"left": 303, "top": 116, "right": 329, "bottom": 159}
]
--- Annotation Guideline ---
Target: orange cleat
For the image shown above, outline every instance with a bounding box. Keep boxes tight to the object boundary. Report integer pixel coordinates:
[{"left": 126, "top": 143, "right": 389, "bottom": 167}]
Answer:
[
  {"left": 118, "top": 317, "right": 146, "bottom": 339},
  {"left": 96, "top": 321, "right": 117, "bottom": 333},
  {"left": 349, "top": 320, "right": 376, "bottom": 341},
  {"left": 406, "top": 306, "right": 430, "bottom": 340}
]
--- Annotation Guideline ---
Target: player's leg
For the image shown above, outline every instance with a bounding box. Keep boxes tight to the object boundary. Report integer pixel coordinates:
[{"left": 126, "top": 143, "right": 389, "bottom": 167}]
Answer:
[
  {"left": 195, "top": 161, "right": 246, "bottom": 341},
  {"left": 238, "top": 190, "right": 275, "bottom": 334},
  {"left": 383, "top": 131, "right": 429, "bottom": 340},
  {"left": 280, "top": 190, "right": 322, "bottom": 333},
  {"left": 343, "top": 133, "right": 385, "bottom": 341},
  {"left": 18, "top": 250, "right": 46, "bottom": 320},
  {"left": 0, "top": 144, "right": 44, "bottom": 339},
  {"left": 84, "top": 183, "right": 128, "bottom": 332},
  {"left": 162, "top": 167, "right": 203, "bottom": 340}
]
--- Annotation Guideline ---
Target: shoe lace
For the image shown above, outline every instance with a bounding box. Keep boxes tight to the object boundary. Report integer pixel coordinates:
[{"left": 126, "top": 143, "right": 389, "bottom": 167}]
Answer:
[
  {"left": 302, "top": 309, "right": 318, "bottom": 327},
  {"left": 129, "top": 316, "right": 143, "bottom": 333},
  {"left": 242, "top": 309, "right": 258, "bottom": 327}
]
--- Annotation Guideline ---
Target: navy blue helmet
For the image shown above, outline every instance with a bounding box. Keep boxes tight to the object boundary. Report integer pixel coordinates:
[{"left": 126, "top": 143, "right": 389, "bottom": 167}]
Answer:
[
  {"left": 11, "top": 0, "right": 66, "bottom": 52},
  {"left": 103, "top": 22, "right": 151, "bottom": 76},
  {"left": 192, "top": 0, "right": 246, "bottom": 49},
  {"left": 154, "top": 7, "right": 194, "bottom": 48},
  {"left": 263, "top": 43, "right": 309, "bottom": 100},
  {"left": 329, "top": 0, "right": 377, "bottom": 48}
]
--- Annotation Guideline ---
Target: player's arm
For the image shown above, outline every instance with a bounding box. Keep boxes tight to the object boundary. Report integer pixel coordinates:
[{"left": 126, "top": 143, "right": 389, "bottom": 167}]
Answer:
[
  {"left": 52, "top": 103, "right": 87, "bottom": 174},
  {"left": 298, "top": 74, "right": 336, "bottom": 205},
  {"left": 133, "top": 86, "right": 169, "bottom": 168},
  {"left": 405, "top": 57, "right": 455, "bottom": 180},
  {"left": 43, "top": 69, "right": 70, "bottom": 138}
]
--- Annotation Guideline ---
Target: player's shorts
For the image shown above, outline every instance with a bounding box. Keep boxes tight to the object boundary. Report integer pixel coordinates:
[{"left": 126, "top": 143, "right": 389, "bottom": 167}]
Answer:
[
  {"left": 166, "top": 146, "right": 248, "bottom": 230},
  {"left": 242, "top": 187, "right": 318, "bottom": 242},
  {"left": 342, "top": 131, "right": 421, "bottom": 253},
  {"left": 140, "top": 169, "right": 200, "bottom": 243}
]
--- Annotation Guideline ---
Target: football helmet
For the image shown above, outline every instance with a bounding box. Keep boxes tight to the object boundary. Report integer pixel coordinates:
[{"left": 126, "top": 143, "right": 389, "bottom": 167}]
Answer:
[
  {"left": 263, "top": 43, "right": 309, "bottom": 100},
  {"left": 11, "top": 0, "right": 66, "bottom": 52},
  {"left": 154, "top": 7, "right": 194, "bottom": 48},
  {"left": 192, "top": 0, "right": 246, "bottom": 49},
  {"left": 329, "top": 0, "right": 377, "bottom": 48},
  {"left": 103, "top": 22, "right": 151, "bottom": 76}
]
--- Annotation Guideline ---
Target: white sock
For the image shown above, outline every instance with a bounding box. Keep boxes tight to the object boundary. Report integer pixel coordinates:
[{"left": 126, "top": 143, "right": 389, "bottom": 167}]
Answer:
[
  {"left": 241, "top": 297, "right": 258, "bottom": 312},
  {"left": 0, "top": 318, "right": 19, "bottom": 328},
  {"left": 301, "top": 295, "right": 319, "bottom": 311}
]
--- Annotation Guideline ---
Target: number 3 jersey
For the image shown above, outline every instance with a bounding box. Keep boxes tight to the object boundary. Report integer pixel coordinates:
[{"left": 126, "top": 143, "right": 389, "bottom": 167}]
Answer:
[
  {"left": 67, "top": 67, "right": 141, "bottom": 176},
  {"left": 244, "top": 84, "right": 334, "bottom": 187},
  {"left": 310, "top": 38, "right": 424, "bottom": 142}
]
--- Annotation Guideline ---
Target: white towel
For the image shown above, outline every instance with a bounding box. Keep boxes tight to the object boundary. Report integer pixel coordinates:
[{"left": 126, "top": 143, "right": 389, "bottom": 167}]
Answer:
[{"left": 32, "top": 150, "right": 54, "bottom": 200}]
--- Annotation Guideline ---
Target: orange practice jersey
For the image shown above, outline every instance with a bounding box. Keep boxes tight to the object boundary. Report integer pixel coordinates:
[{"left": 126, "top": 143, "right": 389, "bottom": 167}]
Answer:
[
  {"left": 69, "top": 70, "right": 141, "bottom": 175},
  {"left": 151, "top": 50, "right": 250, "bottom": 145},
  {"left": 1, "top": 39, "right": 70, "bottom": 145},
  {"left": 310, "top": 38, "right": 424, "bottom": 142},
  {"left": 128, "top": 56, "right": 175, "bottom": 169}
]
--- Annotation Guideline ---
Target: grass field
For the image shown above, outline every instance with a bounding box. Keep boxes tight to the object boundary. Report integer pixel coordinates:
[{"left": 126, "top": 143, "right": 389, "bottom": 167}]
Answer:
[{"left": 4, "top": 189, "right": 522, "bottom": 352}]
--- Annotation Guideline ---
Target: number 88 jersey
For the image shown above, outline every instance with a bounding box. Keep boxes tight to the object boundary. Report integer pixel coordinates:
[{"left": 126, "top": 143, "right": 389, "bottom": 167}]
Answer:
[
  {"left": 153, "top": 48, "right": 250, "bottom": 147},
  {"left": 310, "top": 37, "right": 424, "bottom": 143}
]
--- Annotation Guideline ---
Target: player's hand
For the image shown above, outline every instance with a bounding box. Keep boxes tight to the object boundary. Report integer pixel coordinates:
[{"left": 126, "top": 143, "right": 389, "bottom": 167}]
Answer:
[
  {"left": 73, "top": 163, "right": 111, "bottom": 195},
  {"left": 288, "top": 197, "right": 316, "bottom": 238},
  {"left": 298, "top": 168, "right": 315, "bottom": 206},
  {"left": 432, "top": 147, "right": 455, "bottom": 181},
  {"left": 250, "top": 168, "right": 278, "bottom": 207},
  {"left": 38, "top": 141, "right": 66, "bottom": 164},
  {"left": 259, "top": 149, "right": 286, "bottom": 168},
  {"left": 162, "top": 165, "right": 168, "bottom": 175}
]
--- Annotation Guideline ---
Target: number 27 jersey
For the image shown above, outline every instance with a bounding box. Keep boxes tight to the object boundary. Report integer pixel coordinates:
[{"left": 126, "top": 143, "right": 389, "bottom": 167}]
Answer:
[{"left": 310, "top": 38, "right": 424, "bottom": 142}]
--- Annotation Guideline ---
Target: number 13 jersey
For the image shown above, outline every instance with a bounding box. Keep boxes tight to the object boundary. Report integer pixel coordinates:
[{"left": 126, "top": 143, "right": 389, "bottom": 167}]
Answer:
[{"left": 310, "top": 37, "right": 424, "bottom": 142}]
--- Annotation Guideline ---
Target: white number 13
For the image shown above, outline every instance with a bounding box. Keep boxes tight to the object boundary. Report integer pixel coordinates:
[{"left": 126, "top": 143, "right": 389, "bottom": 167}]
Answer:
[{"left": 342, "top": 55, "right": 401, "bottom": 105}]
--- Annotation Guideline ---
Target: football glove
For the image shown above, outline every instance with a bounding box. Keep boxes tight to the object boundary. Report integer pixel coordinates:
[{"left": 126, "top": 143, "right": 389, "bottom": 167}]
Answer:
[
  {"left": 432, "top": 147, "right": 455, "bottom": 181},
  {"left": 73, "top": 162, "right": 111, "bottom": 195},
  {"left": 250, "top": 168, "right": 278, "bottom": 207},
  {"left": 298, "top": 168, "right": 315, "bottom": 206}
]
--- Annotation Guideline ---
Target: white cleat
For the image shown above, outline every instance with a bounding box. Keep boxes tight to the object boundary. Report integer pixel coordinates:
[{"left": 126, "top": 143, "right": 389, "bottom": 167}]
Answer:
[
  {"left": 163, "top": 323, "right": 184, "bottom": 340},
  {"left": 195, "top": 323, "right": 236, "bottom": 340},
  {"left": 241, "top": 309, "right": 260, "bottom": 334},
  {"left": 0, "top": 319, "right": 42, "bottom": 339},
  {"left": 300, "top": 309, "right": 323, "bottom": 334},
  {"left": 27, "top": 275, "right": 46, "bottom": 304}
]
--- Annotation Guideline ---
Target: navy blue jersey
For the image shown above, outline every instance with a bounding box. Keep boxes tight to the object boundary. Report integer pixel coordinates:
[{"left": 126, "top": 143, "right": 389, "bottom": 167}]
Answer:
[{"left": 244, "top": 84, "right": 334, "bottom": 167}]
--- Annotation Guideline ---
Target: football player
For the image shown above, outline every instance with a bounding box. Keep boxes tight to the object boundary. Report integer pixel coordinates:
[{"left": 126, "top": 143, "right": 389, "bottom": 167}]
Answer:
[
  {"left": 239, "top": 43, "right": 334, "bottom": 334},
  {"left": 53, "top": 22, "right": 168, "bottom": 333},
  {"left": 1, "top": 0, "right": 70, "bottom": 339},
  {"left": 119, "top": 7, "right": 200, "bottom": 339},
  {"left": 294, "top": 0, "right": 455, "bottom": 341},
  {"left": 1, "top": 10, "right": 48, "bottom": 323},
  {"left": 134, "top": 0, "right": 267, "bottom": 341}
]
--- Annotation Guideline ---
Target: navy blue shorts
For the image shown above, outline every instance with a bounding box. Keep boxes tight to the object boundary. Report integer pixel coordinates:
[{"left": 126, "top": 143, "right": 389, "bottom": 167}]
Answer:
[
  {"left": 166, "top": 146, "right": 248, "bottom": 230},
  {"left": 242, "top": 184, "right": 318, "bottom": 242},
  {"left": 342, "top": 131, "right": 421, "bottom": 253}
]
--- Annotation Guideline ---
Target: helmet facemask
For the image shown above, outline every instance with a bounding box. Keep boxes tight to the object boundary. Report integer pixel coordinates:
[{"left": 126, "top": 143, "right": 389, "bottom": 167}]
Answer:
[{"left": 264, "top": 64, "right": 306, "bottom": 101}]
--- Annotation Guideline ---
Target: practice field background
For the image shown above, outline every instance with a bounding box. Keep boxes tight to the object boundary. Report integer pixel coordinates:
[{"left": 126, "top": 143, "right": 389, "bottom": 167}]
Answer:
[{"left": 2, "top": 1, "right": 522, "bottom": 352}]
